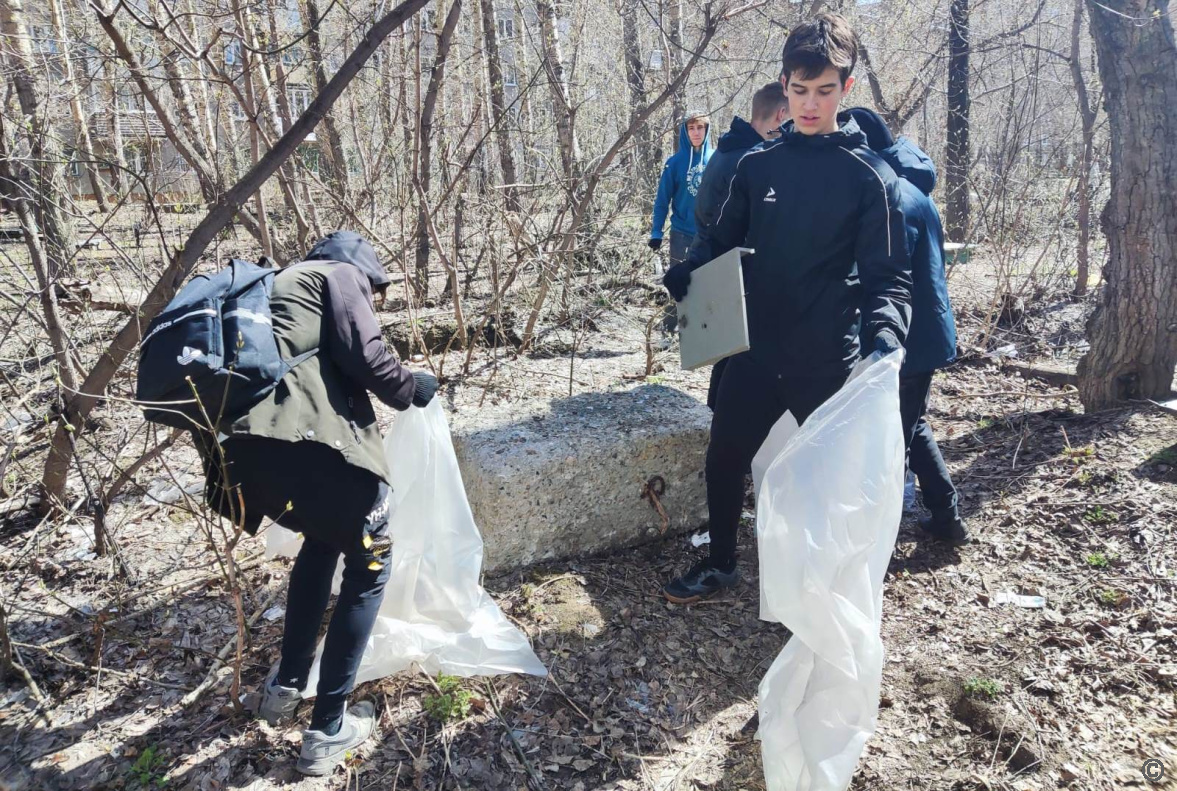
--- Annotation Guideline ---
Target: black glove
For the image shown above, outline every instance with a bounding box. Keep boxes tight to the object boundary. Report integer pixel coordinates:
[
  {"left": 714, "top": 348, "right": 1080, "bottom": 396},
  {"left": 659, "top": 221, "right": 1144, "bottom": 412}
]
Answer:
[
  {"left": 873, "top": 328, "right": 902, "bottom": 356},
  {"left": 411, "top": 371, "right": 438, "bottom": 408},
  {"left": 663, "top": 262, "right": 692, "bottom": 302},
  {"left": 648, "top": 237, "right": 663, "bottom": 252}
]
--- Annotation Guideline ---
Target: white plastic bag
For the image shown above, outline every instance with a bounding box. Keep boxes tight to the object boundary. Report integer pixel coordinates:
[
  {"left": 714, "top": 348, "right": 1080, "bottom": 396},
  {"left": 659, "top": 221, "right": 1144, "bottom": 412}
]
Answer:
[
  {"left": 266, "top": 399, "right": 546, "bottom": 692},
  {"left": 754, "top": 352, "right": 905, "bottom": 791}
]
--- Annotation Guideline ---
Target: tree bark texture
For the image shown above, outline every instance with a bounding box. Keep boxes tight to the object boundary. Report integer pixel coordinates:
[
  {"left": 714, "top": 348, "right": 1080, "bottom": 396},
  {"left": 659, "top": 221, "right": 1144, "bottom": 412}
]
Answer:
[
  {"left": 0, "top": 0, "right": 77, "bottom": 277},
  {"left": 1076, "top": 0, "right": 1177, "bottom": 410},
  {"left": 945, "top": 0, "right": 971, "bottom": 241},
  {"left": 479, "top": 0, "right": 520, "bottom": 211}
]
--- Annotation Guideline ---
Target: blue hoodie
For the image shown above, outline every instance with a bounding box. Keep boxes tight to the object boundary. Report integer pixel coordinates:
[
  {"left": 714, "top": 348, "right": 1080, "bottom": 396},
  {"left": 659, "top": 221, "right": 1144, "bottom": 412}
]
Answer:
[
  {"left": 650, "top": 119, "right": 714, "bottom": 239},
  {"left": 850, "top": 108, "right": 957, "bottom": 375}
]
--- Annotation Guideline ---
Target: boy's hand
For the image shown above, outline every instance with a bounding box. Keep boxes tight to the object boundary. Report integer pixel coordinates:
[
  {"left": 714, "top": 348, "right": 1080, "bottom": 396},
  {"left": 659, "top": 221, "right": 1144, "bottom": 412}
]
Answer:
[
  {"left": 411, "top": 372, "right": 438, "bottom": 408},
  {"left": 648, "top": 237, "right": 663, "bottom": 252},
  {"left": 663, "top": 262, "right": 692, "bottom": 301},
  {"left": 873, "top": 329, "right": 901, "bottom": 356}
]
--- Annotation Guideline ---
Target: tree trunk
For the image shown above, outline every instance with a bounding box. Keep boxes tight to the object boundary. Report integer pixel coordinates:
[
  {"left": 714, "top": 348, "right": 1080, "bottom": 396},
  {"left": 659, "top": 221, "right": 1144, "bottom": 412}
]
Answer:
[
  {"left": 1069, "top": 0, "right": 1097, "bottom": 297},
  {"left": 944, "top": 0, "right": 971, "bottom": 241},
  {"left": 0, "top": 0, "right": 76, "bottom": 277},
  {"left": 1076, "top": 0, "right": 1177, "bottom": 410},
  {"left": 666, "top": 0, "right": 686, "bottom": 129},
  {"left": 621, "top": 0, "right": 653, "bottom": 197},
  {"left": 304, "top": 0, "right": 352, "bottom": 197},
  {"left": 48, "top": 0, "right": 109, "bottom": 211},
  {"left": 0, "top": 117, "right": 79, "bottom": 397},
  {"left": 103, "top": 57, "right": 128, "bottom": 193},
  {"left": 412, "top": 0, "right": 462, "bottom": 298},
  {"left": 478, "top": 0, "right": 520, "bottom": 211},
  {"left": 535, "top": 0, "right": 580, "bottom": 187}
]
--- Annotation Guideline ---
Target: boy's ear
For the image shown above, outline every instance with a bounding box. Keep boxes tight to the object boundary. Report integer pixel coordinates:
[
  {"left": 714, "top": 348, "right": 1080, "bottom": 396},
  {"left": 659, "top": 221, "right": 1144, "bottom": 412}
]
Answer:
[
  {"left": 841, "top": 75, "right": 856, "bottom": 97},
  {"left": 779, "top": 72, "right": 789, "bottom": 89}
]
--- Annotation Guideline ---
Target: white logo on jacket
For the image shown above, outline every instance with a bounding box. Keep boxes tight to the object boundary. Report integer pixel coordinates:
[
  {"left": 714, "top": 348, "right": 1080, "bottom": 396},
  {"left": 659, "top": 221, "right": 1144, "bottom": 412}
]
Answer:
[
  {"left": 763, "top": 187, "right": 777, "bottom": 203},
  {"left": 176, "top": 346, "right": 206, "bottom": 366}
]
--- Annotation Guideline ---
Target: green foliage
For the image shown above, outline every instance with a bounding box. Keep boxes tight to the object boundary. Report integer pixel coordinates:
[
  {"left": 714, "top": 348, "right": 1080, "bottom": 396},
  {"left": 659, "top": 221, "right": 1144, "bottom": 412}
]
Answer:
[
  {"left": 423, "top": 674, "right": 475, "bottom": 723},
  {"left": 1098, "top": 589, "right": 1125, "bottom": 606},
  {"left": 128, "top": 744, "right": 167, "bottom": 788},
  {"left": 644, "top": 374, "right": 666, "bottom": 385},
  {"left": 1084, "top": 507, "right": 1116, "bottom": 526},
  {"left": 963, "top": 677, "right": 1003, "bottom": 700},
  {"left": 1085, "top": 551, "right": 1110, "bottom": 568}
]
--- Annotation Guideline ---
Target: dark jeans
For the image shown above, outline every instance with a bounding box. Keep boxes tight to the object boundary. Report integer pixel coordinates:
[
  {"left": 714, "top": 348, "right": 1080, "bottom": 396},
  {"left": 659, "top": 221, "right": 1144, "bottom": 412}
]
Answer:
[
  {"left": 211, "top": 437, "right": 393, "bottom": 730},
  {"left": 899, "top": 373, "right": 959, "bottom": 517},
  {"left": 705, "top": 354, "right": 847, "bottom": 565}
]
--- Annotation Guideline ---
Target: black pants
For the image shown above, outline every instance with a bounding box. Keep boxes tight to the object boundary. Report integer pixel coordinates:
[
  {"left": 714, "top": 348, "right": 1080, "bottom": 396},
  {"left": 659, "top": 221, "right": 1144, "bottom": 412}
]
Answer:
[
  {"left": 706, "top": 355, "right": 847, "bottom": 565},
  {"left": 211, "top": 437, "right": 393, "bottom": 729},
  {"left": 899, "top": 373, "right": 959, "bottom": 517}
]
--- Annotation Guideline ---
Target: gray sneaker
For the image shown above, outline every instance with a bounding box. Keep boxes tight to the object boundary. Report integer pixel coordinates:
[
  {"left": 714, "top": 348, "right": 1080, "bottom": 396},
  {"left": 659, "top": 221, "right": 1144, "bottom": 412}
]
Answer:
[
  {"left": 296, "top": 701, "right": 376, "bottom": 777},
  {"left": 258, "top": 669, "right": 300, "bottom": 726}
]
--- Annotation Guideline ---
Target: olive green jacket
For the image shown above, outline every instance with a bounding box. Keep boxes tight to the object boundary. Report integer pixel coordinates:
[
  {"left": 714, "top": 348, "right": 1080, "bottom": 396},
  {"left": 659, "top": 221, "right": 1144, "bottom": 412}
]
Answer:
[{"left": 224, "top": 261, "right": 416, "bottom": 483}]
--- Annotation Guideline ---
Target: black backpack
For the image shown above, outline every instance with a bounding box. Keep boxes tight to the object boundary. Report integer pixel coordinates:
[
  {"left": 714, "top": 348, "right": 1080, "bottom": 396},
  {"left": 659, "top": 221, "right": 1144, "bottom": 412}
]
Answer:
[{"left": 135, "top": 259, "right": 315, "bottom": 429}]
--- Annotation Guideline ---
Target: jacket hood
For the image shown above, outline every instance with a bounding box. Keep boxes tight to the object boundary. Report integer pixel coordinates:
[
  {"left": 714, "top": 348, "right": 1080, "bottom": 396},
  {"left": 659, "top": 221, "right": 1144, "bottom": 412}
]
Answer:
[
  {"left": 677, "top": 116, "right": 715, "bottom": 169},
  {"left": 848, "top": 107, "right": 937, "bottom": 195},
  {"left": 304, "top": 231, "right": 390, "bottom": 290},
  {"left": 718, "top": 116, "right": 764, "bottom": 154},
  {"left": 777, "top": 112, "right": 868, "bottom": 150}
]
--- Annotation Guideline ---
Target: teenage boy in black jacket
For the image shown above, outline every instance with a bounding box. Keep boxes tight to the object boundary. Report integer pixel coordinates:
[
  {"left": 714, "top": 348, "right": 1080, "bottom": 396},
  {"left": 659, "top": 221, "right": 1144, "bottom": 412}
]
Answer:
[{"left": 661, "top": 13, "right": 912, "bottom": 603}]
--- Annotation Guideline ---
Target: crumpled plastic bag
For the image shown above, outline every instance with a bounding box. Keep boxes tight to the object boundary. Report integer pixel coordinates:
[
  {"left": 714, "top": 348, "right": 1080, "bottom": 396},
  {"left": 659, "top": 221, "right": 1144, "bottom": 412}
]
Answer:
[
  {"left": 753, "top": 351, "right": 905, "bottom": 791},
  {"left": 265, "top": 399, "right": 546, "bottom": 692}
]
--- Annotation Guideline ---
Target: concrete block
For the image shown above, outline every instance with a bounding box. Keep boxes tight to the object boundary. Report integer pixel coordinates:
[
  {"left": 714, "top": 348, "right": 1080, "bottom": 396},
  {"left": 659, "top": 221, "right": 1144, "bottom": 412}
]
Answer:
[{"left": 448, "top": 385, "right": 710, "bottom": 573}]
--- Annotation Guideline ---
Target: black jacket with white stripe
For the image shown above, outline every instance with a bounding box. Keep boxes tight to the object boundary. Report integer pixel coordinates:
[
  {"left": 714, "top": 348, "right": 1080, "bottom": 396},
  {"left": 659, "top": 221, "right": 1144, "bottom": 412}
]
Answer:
[{"left": 686, "top": 113, "right": 912, "bottom": 379}]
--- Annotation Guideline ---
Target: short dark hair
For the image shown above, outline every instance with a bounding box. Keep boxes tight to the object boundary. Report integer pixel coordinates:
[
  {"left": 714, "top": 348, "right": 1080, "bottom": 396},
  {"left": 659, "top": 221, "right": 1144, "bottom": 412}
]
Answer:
[
  {"left": 781, "top": 13, "right": 859, "bottom": 85},
  {"left": 751, "top": 81, "right": 789, "bottom": 122}
]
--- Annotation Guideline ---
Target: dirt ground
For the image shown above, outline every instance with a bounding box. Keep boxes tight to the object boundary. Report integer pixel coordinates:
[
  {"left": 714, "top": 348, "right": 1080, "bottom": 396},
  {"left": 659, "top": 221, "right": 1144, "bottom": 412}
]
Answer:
[{"left": 1, "top": 230, "right": 1175, "bottom": 791}]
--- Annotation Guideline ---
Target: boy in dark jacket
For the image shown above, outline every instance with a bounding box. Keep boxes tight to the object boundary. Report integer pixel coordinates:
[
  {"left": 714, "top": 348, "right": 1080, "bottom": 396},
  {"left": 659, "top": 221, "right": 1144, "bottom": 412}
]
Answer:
[
  {"left": 849, "top": 108, "right": 968, "bottom": 544},
  {"left": 693, "top": 81, "right": 790, "bottom": 409},
  {"left": 694, "top": 82, "right": 790, "bottom": 233},
  {"left": 201, "top": 231, "right": 437, "bottom": 775},
  {"left": 649, "top": 113, "right": 714, "bottom": 266},
  {"left": 661, "top": 14, "right": 912, "bottom": 603}
]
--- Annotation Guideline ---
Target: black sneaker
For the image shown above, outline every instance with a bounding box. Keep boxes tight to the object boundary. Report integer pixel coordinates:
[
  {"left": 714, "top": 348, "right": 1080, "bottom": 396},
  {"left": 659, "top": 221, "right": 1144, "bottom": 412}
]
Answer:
[
  {"left": 663, "top": 559, "right": 739, "bottom": 604},
  {"left": 918, "top": 512, "right": 970, "bottom": 545}
]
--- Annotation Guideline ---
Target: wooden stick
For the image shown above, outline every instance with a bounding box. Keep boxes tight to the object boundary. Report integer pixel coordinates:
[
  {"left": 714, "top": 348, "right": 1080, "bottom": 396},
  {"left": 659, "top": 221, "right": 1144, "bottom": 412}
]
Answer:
[{"left": 180, "top": 586, "right": 283, "bottom": 707}]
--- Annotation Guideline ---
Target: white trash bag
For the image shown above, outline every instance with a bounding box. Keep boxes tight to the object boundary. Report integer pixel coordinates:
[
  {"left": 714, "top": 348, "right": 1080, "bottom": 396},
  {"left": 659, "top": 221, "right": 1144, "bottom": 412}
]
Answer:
[
  {"left": 754, "top": 351, "right": 905, "bottom": 791},
  {"left": 265, "top": 399, "right": 546, "bottom": 692}
]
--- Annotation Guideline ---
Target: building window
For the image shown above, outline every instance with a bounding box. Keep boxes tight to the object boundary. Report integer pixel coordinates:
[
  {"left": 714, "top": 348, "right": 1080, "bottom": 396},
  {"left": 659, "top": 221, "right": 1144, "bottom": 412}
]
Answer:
[
  {"left": 124, "top": 145, "right": 144, "bottom": 174},
  {"left": 224, "top": 39, "right": 243, "bottom": 67},
  {"left": 281, "top": 45, "right": 302, "bottom": 68},
  {"left": 497, "top": 16, "right": 514, "bottom": 40},
  {"left": 288, "top": 86, "right": 311, "bottom": 117},
  {"left": 30, "top": 25, "right": 59, "bottom": 55},
  {"left": 648, "top": 49, "right": 663, "bottom": 70},
  {"left": 503, "top": 65, "right": 517, "bottom": 88}
]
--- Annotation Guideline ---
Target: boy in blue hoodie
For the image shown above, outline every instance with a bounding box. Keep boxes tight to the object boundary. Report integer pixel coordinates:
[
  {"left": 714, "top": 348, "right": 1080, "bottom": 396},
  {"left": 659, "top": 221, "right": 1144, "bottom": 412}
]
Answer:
[
  {"left": 649, "top": 113, "right": 714, "bottom": 266},
  {"left": 849, "top": 108, "right": 967, "bottom": 544}
]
